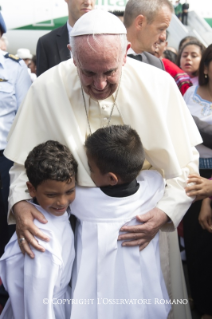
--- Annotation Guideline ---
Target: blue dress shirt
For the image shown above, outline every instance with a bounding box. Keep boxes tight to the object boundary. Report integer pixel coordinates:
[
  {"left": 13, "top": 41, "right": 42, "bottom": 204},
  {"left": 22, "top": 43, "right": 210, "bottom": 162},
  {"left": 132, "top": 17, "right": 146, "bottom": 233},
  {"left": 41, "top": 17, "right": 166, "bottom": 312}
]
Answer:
[{"left": 0, "top": 50, "right": 31, "bottom": 150}]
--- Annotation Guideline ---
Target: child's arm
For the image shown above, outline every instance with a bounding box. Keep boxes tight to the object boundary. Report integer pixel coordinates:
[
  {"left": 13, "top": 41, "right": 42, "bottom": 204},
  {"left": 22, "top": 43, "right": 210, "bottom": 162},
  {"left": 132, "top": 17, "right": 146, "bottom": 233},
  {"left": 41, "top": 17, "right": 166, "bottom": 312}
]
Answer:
[
  {"left": 185, "top": 174, "right": 212, "bottom": 199},
  {"left": 199, "top": 198, "right": 212, "bottom": 233}
]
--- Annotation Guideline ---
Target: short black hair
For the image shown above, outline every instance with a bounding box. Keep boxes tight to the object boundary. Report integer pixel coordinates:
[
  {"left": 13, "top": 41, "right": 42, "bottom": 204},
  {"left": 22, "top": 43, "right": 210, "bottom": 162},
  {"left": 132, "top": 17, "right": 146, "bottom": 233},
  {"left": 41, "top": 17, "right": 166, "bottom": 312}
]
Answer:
[
  {"left": 85, "top": 125, "right": 145, "bottom": 183},
  {"left": 109, "top": 10, "right": 125, "bottom": 17},
  {"left": 25, "top": 140, "right": 78, "bottom": 188},
  {"left": 31, "top": 55, "right": 36, "bottom": 66},
  {"left": 199, "top": 44, "right": 212, "bottom": 86},
  {"left": 163, "top": 49, "right": 177, "bottom": 64}
]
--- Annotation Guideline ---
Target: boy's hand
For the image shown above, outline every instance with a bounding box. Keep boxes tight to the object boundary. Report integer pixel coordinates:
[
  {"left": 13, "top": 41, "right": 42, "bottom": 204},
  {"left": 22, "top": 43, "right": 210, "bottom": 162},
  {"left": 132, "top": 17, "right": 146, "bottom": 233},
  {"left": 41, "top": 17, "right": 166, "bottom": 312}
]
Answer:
[
  {"left": 199, "top": 198, "right": 212, "bottom": 233},
  {"left": 13, "top": 201, "right": 49, "bottom": 258},
  {"left": 118, "top": 208, "right": 169, "bottom": 251},
  {"left": 185, "top": 174, "right": 212, "bottom": 200}
]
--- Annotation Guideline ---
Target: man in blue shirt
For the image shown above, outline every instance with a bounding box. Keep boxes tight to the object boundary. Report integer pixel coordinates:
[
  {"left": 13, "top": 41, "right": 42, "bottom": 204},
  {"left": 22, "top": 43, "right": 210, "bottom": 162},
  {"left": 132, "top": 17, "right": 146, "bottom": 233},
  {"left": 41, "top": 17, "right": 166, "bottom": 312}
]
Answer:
[{"left": 0, "top": 12, "right": 31, "bottom": 257}]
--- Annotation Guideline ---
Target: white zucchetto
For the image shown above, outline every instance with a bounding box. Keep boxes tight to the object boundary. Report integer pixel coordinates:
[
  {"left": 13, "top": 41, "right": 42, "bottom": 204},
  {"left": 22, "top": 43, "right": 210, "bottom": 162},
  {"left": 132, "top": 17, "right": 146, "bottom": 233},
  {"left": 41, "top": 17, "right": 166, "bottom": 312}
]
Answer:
[{"left": 70, "top": 9, "right": 127, "bottom": 37}]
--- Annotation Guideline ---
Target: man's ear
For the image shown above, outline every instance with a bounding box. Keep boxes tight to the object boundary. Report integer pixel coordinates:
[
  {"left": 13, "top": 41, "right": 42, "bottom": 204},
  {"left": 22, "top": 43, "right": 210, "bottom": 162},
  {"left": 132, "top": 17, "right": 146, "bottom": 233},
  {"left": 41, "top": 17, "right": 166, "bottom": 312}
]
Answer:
[
  {"left": 135, "top": 14, "right": 145, "bottom": 31},
  {"left": 123, "top": 43, "right": 131, "bottom": 65},
  {"left": 107, "top": 172, "right": 119, "bottom": 186},
  {"left": 26, "top": 182, "right": 36, "bottom": 198}
]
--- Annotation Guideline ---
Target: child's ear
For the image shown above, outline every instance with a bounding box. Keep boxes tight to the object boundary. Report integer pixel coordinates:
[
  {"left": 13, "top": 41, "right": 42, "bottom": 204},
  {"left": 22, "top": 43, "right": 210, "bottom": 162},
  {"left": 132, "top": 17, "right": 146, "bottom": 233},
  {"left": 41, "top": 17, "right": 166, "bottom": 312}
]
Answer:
[
  {"left": 26, "top": 182, "right": 37, "bottom": 198},
  {"left": 107, "top": 173, "right": 119, "bottom": 186}
]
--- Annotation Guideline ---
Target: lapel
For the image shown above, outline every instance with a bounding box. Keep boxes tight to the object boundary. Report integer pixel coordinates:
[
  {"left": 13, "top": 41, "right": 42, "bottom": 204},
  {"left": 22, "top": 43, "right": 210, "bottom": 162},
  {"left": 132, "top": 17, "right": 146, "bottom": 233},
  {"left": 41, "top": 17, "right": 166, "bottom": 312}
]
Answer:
[
  {"left": 127, "top": 54, "right": 143, "bottom": 62},
  {"left": 56, "top": 24, "right": 70, "bottom": 62}
]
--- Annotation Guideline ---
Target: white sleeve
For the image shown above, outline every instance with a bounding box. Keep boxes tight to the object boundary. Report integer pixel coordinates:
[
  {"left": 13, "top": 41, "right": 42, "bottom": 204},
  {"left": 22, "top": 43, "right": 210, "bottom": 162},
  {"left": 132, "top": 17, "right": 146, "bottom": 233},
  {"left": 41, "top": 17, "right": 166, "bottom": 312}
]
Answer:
[
  {"left": 24, "top": 249, "right": 60, "bottom": 319},
  {"left": 7, "top": 163, "right": 31, "bottom": 224},
  {"left": 157, "top": 146, "right": 199, "bottom": 231}
]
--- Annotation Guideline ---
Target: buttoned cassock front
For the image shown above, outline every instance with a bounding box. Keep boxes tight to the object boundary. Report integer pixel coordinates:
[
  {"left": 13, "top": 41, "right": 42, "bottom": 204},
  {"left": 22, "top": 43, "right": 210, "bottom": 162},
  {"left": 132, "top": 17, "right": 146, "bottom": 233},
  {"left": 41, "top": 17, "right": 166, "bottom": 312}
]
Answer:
[{"left": 5, "top": 57, "right": 201, "bottom": 319}]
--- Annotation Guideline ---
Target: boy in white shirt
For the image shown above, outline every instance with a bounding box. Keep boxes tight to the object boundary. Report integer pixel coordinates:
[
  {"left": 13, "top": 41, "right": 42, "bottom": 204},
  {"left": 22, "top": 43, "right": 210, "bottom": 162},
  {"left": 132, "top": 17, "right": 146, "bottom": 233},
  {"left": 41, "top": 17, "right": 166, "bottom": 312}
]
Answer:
[
  {"left": 0, "top": 140, "right": 77, "bottom": 319},
  {"left": 71, "top": 125, "right": 171, "bottom": 319}
]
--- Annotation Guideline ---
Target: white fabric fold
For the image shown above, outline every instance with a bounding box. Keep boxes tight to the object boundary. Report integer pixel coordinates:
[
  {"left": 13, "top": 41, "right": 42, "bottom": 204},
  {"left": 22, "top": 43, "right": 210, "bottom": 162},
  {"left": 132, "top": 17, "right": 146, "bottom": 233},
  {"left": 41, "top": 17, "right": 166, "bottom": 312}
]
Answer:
[
  {"left": 0, "top": 204, "right": 75, "bottom": 319},
  {"left": 5, "top": 58, "right": 201, "bottom": 182}
]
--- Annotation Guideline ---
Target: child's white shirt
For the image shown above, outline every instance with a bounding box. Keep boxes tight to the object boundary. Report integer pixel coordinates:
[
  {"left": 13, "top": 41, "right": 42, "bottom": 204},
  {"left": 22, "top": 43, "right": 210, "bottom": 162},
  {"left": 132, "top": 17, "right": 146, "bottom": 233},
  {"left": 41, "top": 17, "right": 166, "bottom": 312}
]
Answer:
[
  {"left": 70, "top": 170, "right": 171, "bottom": 319},
  {"left": 0, "top": 203, "right": 75, "bottom": 319}
]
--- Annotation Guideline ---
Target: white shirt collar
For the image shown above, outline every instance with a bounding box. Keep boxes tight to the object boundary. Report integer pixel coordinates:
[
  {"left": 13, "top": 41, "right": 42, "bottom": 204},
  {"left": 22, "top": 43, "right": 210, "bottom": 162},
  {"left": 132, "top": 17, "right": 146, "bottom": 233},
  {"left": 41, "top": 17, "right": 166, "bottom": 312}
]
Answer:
[
  {"left": 67, "top": 22, "right": 73, "bottom": 56},
  {"left": 127, "top": 48, "right": 143, "bottom": 56},
  {"left": 127, "top": 47, "right": 136, "bottom": 55},
  {"left": 67, "top": 21, "right": 73, "bottom": 35}
]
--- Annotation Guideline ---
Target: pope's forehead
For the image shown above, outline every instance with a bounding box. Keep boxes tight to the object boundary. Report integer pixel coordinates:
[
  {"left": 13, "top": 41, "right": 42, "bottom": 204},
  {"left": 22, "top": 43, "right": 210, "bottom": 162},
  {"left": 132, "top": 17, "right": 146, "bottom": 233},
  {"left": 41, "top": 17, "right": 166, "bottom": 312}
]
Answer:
[
  {"left": 75, "top": 35, "right": 122, "bottom": 63},
  {"left": 75, "top": 34, "right": 122, "bottom": 50},
  {"left": 77, "top": 53, "right": 121, "bottom": 72}
]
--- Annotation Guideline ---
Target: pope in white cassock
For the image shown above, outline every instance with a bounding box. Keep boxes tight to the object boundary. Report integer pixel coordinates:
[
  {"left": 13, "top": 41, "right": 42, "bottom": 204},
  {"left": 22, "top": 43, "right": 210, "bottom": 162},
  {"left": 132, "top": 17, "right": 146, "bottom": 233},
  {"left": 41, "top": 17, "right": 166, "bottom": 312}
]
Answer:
[{"left": 4, "top": 10, "right": 201, "bottom": 319}]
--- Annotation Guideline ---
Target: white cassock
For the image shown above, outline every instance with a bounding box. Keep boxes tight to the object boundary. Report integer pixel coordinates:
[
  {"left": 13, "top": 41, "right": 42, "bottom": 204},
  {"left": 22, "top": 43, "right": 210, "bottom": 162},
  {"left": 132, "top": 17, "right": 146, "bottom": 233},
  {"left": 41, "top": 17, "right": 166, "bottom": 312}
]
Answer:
[
  {"left": 70, "top": 171, "right": 171, "bottom": 319},
  {"left": 4, "top": 57, "right": 202, "bottom": 319},
  {"left": 0, "top": 203, "right": 75, "bottom": 319}
]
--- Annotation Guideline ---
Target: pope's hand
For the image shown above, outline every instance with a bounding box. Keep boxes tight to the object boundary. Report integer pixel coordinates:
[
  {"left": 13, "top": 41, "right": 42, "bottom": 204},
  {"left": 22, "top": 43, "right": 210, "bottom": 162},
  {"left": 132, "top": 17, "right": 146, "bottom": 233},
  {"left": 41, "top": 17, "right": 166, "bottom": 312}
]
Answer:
[
  {"left": 13, "top": 201, "right": 49, "bottom": 258},
  {"left": 118, "top": 207, "right": 169, "bottom": 251}
]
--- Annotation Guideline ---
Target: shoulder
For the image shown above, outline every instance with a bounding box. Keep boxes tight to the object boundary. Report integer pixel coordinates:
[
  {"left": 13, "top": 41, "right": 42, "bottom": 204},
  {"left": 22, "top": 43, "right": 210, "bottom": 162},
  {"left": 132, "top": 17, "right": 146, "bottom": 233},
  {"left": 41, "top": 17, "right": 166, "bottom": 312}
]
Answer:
[
  {"left": 162, "top": 58, "right": 179, "bottom": 73},
  {"left": 137, "top": 170, "right": 164, "bottom": 185},
  {"left": 125, "top": 56, "right": 172, "bottom": 86},
  {"left": 4, "top": 53, "right": 21, "bottom": 63},
  {"left": 3, "top": 52, "right": 28, "bottom": 74},
  {"left": 184, "top": 85, "right": 196, "bottom": 101},
  {"left": 4, "top": 53, "right": 26, "bottom": 67},
  {"left": 33, "top": 59, "right": 76, "bottom": 88},
  {"left": 141, "top": 51, "right": 164, "bottom": 70},
  {"left": 38, "top": 24, "right": 67, "bottom": 43},
  {"left": 137, "top": 171, "right": 165, "bottom": 203}
]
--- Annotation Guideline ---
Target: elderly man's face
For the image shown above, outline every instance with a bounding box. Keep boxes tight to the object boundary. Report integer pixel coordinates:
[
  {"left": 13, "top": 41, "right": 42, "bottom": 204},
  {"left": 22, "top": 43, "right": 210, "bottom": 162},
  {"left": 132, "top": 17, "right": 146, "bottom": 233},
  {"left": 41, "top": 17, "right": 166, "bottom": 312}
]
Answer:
[
  {"left": 139, "top": 5, "right": 172, "bottom": 54},
  {"left": 65, "top": 0, "right": 96, "bottom": 25},
  {"left": 73, "top": 36, "right": 129, "bottom": 100}
]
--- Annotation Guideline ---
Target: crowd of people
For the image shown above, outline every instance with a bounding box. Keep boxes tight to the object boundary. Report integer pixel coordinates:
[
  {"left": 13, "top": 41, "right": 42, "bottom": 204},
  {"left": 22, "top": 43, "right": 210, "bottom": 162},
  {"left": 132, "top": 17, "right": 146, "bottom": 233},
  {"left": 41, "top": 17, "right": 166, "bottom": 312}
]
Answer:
[
  {"left": 174, "top": 0, "right": 189, "bottom": 25},
  {"left": 0, "top": 0, "right": 212, "bottom": 318}
]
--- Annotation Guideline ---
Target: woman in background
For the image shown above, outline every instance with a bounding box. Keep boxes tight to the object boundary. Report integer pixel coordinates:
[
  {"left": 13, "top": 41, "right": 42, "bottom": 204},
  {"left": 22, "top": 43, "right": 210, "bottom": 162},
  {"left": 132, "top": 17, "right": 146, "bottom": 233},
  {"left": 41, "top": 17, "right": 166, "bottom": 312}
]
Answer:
[
  {"left": 178, "top": 40, "right": 205, "bottom": 86},
  {"left": 183, "top": 44, "right": 212, "bottom": 319}
]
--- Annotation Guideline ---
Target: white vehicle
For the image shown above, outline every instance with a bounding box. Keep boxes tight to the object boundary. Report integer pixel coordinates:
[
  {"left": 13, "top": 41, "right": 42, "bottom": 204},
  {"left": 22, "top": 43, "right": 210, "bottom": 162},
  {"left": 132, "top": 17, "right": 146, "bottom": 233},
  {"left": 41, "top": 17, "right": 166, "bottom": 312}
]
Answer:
[
  {"left": 0, "top": 0, "right": 126, "bottom": 54},
  {"left": 0, "top": 0, "right": 211, "bottom": 54}
]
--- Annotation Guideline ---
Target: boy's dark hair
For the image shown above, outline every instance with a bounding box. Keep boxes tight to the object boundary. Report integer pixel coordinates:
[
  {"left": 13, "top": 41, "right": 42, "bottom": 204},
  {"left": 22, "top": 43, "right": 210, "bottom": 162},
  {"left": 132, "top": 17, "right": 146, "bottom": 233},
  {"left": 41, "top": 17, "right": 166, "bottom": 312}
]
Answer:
[
  {"left": 25, "top": 140, "right": 78, "bottom": 188},
  {"left": 199, "top": 44, "right": 212, "bottom": 86},
  {"left": 85, "top": 125, "right": 145, "bottom": 183}
]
